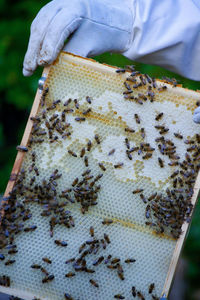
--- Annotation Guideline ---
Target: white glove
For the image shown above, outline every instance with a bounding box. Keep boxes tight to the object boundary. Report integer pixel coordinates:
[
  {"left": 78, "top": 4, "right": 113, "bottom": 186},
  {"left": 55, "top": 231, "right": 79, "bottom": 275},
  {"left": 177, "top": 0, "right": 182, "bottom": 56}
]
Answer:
[
  {"left": 23, "top": 0, "right": 133, "bottom": 76},
  {"left": 24, "top": 0, "right": 200, "bottom": 81}
]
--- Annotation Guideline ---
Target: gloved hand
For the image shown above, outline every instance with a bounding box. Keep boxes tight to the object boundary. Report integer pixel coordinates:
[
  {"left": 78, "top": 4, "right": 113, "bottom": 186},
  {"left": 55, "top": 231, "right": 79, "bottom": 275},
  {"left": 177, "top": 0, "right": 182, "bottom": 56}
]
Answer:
[
  {"left": 23, "top": 0, "right": 133, "bottom": 76},
  {"left": 24, "top": 0, "right": 200, "bottom": 82}
]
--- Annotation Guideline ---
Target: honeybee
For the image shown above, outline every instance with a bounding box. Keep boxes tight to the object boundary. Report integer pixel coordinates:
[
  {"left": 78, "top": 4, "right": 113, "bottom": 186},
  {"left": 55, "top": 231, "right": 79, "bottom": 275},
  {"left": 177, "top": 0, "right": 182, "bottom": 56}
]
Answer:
[
  {"left": 87, "top": 140, "right": 92, "bottom": 151},
  {"left": 158, "top": 157, "right": 164, "bottom": 168},
  {"left": 41, "top": 267, "right": 49, "bottom": 276},
  {"left": 65, "top": 272, "right": 75, "bottom": 278},
  {"left": 155, "top": 112, "right": 164, "bottom": 121},
  {"left": 98, "top": 163, "right": 106, "bottom": 171},
  {"left": 142, "top": 153, "right": 152, "bottom": 159},
  {"left": 34, "top": 167, "right": 39, "bottom": 176},
  {"left": 75, "top": 117, "right": 85, "bottom": 122},
  {"left": 125, "top": 65, "right": 135, "bottom": 71},
  {"left": 53, "top": 99, "right": 61, "bottom": 105},
  {"left": 138, "top": 93, "right": 147, "bottom": 101},
  {"left": 132, "top": 189, "right": 143, "bottom": 194},
  {"left": 140, "top": 194, "right": 147, "bottom": 204},
  {"left": 8, "top": 250, "right": 18, "bottom": 255},
  {"left": 72, "top": 177, "right": 78, "bottom": 187},
  {"left": 104, "top": 233, "right": 110, "bottom": 244},
  {"left": 16, "top": 145, "right": 28, "bottom": 152},
  {"left": 65, "top": 258, "right": 75, "bottom": 264},
  {"left": 86, "top": 96, "right": 92, "bottom": 104},
  {"left": 94, "top": 134, "right": 101, "bottom": 144},
  {"left": 124, "top": 82, "right": 131, "bottom": 90},
  {"left": 42, "top": 257, "right": 52, "bottom": 264},
  {"left": 139, "top": 75, "right": 146, "bottom": 85},
  {"left": 61, "top": 111, "right": 66, "bottom": 122},
  {"left": 114, "top": 163, "right": 124, "bottom": 168},
  {"left": 184, "top": 139, "right": 195, "bottom": 144},
  {"left": 132, "top": 286, "right": 137, "bottom": 297},
  {"left": 125, "top": 138, "right": 130, "bottom": 149},
  {"left": 168, "top": 161, "right": 179, "bottom": 166},
  {"left": 24, "top": 225, "right": 37, "bottom": 232},
  {"left": 137, "top": 291, "right": 145, "bottom": 300},
  {"left": 114, "top": 294, "right": 125, "bottom": 299},
  {"left": 31, "top": 264, "right": 41, "bottom": 269},
  {"left": 82, "top": 169, "right": 91, "bottom": 176},
  {"left": 102, "top": 219, "right": 113, "bottom": 225},
  {"left": 133, "top": 83, "right": 142, "bottom": 89},
  {"left": 54, "top": 240, "right": 68, "bottom": 247},
  {"left": 64, "top": 108, "right": 73, "bottom": 113},
  {"left": 5, "top": 260, "right": 15, "bottom": 266},
  {"left": 42, "top": 274, "right": 54, "bottom": 283},
  {"left": 68, "top": 150, "right": 77, "bottom": 157},
  {"left": 149, "top": 283, "right": 155, "bottom": 294},
  {"left": 124, "top": 258, "right": 136, "bottom": 263},
  {"left": 174, "top": 132, "right": 183, "bottom": 139},
  {"left": 124, "top": 127, "right": 135, "bottom": 133},
  {"left": 49, "top": 113, "right": 58, "bottom": 121},
  {"left": 83, "top": 108, "right": 92, "bottom": 115},
  {"left": 111, "top": 258, "right": 120, "bottom": 264},
  {"left": 90, "top": 226, "right": 94, "bottom": 237},
  {"left": 148, "top": 193, "right": 157, "bottom": 201},
  {"left": 116, "top": 68, "right": 126, "bottom": 73},
  {"left": 158, "top": 86, "right": 167, "bottom": 92},
  {"left": 79, "top": 243, "right": 86, "bottom": 253},
  {"left": 152, "top": 78, "right": 157, "bottom": 88},
  {"left": 64, "top": 293, "right": 74, "bottom": 300},
  {"left": 93, "top": 256, "right": 104, "bottom": 266},
  {"left": 159, "top": 128, "right": 169, "bottom": 134},
  {"left": 147, "top": 88, "right": 155, "bottom": 102},
  {"left": 64, "top": 98, "right": 72, "bottom": 106},
  {"left": 134, "top": 114, "right": 141, "bottom": 124},
  {"left": 89, "top": 279, "right": 99, "bottom": 288},
  {"left": 84, "top": 156, "right": 89, "bottom": 167},
  {"left": 117, "top": 268, "right": 124, "bottom": 281},
  {"left": 74, "top": 99, "right": 79, "bottom": 109},
  {"left": 171, "top": 170, "right": 179, "bottom": 178},
  {"left": 80, "top": 147, "right": 85, "bottom": 157},
  {"left": 145, "top": 205, "right": 151, "bottom": 219},
  {"left": 141, "top": 128, "right": 145, "bottom": 139},
  {"left": 108, "top": 149, "right": 115, "bottom": 155},
  {"left": 107, "top": 265, "right": 117, "bottom": 270}
]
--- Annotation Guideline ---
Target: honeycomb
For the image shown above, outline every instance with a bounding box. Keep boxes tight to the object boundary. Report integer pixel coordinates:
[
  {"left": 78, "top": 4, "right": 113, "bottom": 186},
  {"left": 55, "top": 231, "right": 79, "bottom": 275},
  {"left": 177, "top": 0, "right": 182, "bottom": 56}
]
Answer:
[{"left": 1, "top": 52, "right": 200, "bottom": 300}]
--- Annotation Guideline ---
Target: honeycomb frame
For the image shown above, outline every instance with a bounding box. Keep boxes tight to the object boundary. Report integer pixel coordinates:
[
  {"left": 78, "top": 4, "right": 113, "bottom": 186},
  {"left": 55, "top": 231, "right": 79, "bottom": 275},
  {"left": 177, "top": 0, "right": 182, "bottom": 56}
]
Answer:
[{"left": 1, "top": 52, "right": 200, "bottom": 300}]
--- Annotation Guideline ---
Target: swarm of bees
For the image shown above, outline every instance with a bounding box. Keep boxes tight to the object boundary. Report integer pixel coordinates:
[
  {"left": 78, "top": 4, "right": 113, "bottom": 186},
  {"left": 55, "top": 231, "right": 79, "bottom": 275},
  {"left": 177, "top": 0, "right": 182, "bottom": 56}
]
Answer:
[
  {"left": 61, "top": 228, "right": 140, "bottom": 299},
  {"left": 0, "top": 62, "right": 198, "bottom": 300},
  {"left": 117, "top": 65, "right": 198, "bottom": 239}
]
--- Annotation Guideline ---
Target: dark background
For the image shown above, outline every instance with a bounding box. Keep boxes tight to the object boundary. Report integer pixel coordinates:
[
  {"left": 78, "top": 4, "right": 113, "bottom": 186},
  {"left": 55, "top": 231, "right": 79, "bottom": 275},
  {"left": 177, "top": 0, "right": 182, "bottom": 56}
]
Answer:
[{"left": 0, "top": 1, "right": 200, "bottom": 299}]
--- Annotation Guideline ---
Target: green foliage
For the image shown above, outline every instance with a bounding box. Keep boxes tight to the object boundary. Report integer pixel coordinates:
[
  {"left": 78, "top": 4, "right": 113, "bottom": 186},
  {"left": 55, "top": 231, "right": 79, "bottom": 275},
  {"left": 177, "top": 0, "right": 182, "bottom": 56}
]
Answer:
[
  {"left": 0, "top": 0, "right": 47, "bottom": 196},
  {"left": 0, "top": 1, "right": 199, "bottom": 299}
]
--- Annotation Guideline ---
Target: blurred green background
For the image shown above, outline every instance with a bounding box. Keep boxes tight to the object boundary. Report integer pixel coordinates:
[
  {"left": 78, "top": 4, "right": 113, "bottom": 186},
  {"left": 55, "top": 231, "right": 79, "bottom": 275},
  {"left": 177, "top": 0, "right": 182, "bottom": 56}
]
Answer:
[{"left": 0, "top": 1, "right": 199, "bottom": 299}]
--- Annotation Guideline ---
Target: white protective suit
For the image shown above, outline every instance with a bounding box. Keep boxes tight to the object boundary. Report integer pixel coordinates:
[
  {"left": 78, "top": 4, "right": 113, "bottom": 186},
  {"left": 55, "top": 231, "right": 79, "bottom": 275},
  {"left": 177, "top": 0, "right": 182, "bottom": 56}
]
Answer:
[{"left": 23, "top": 0, "right": 200, "bottom": 120}]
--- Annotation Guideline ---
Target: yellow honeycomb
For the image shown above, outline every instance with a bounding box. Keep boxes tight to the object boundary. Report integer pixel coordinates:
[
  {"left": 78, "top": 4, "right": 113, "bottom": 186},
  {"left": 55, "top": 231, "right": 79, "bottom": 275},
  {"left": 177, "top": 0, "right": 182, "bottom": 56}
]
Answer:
[{"left": 1, "top": 52, "right": 200, "bottom": 300}]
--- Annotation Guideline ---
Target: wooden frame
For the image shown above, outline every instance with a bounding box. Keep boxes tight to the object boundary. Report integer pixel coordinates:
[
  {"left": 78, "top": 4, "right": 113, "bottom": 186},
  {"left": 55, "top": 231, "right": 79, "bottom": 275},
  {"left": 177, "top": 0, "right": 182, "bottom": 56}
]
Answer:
[
  {"left": 1, "top": 52, "right": 200, "bottom": 299},
  {"left": 0, "top": 66, "right": 51, "bottom": 221}
]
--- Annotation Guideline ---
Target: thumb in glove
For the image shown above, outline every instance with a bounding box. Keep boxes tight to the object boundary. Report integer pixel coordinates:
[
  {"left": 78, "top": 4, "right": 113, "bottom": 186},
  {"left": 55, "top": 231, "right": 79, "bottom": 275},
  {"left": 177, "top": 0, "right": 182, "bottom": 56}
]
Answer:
[{"left": 23, "top": 0, "right": 133, "bottom": 76}]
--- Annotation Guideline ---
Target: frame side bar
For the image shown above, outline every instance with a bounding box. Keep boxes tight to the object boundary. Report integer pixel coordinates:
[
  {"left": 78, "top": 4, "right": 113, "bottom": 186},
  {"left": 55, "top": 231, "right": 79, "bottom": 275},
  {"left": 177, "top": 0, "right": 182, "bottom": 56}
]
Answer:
[{"left": 0, "top": 66, "right": 51, "bottom": 224}]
